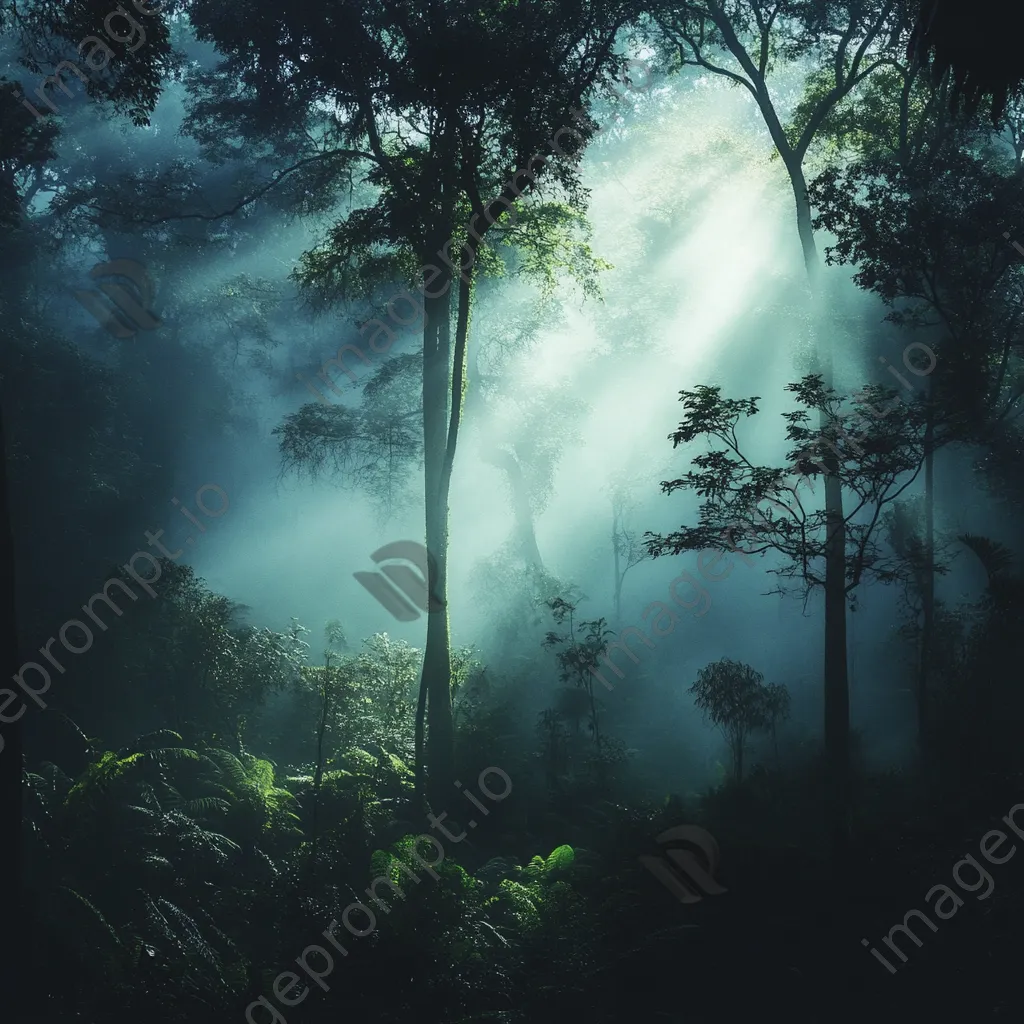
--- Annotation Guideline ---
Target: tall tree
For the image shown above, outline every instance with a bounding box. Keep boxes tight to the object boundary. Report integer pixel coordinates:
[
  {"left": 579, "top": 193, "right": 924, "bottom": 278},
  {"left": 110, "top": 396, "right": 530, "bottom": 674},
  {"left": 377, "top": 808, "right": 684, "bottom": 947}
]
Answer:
[
  {"left": 804, "top": 54, "right": 1015, "bottom": 754},
  {"left": 646, "top": 0, "right": 905, "bottom": 850},
  {"left": 189, "top": 0, "right": 638, "bottom": 806},
  {"left": 610, "top": 476, "right": 651, "bottom": 623},
  {"left": 465, "top": 289, "right": 585, "bottom": 576},
  {"left": 647, "top": 376, "right": 930, "bottom": 807},
  {"left": 810, "top": 135, "right": 1024, "bottom": 749}
]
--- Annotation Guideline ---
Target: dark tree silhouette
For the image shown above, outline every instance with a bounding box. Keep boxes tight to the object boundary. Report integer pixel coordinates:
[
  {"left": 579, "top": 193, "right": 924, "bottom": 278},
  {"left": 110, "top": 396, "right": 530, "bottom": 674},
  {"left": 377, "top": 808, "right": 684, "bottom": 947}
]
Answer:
[
  {"left": 689, "top": 658, "right": 790, "bottom": 782},
  {"left": 908, "top": 0, "right": 1024, "bottom": 120}
]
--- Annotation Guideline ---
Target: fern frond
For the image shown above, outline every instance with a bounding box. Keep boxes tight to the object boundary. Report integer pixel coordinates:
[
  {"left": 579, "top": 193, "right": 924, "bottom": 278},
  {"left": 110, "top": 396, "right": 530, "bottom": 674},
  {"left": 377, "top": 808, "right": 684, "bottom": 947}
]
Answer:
[
  {"left": 958, "top": 533, "right": 1015, "bottom": 579},
  {"left": 56, "top": 886, "right": 123, "bottom": 950},
  {"left": 179, "top": 797, "right": 232, "bottom": 815},
  {"left": 122, "top": 730, "right": 188, "bottom": 754}
]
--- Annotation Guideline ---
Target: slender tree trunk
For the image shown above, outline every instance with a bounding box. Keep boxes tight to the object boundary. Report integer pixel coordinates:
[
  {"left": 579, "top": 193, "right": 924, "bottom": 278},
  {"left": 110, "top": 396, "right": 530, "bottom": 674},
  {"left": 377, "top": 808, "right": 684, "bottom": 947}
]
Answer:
[
  {"left": 421, "top": 141, "right": 484, "bottom": 809},
  {"left": 700, "top": 0, "right": 893, "bottom": 860},
  {"left": 487, "top": 449, "right": 544, "bottom": 568},
  {"left": 413, "top": 659, "right": 428, "bottom": 808},
  {"left": 589, "top": 688, "right": 601, "bottom": 754},
  {"left": 699, "top": 21, "right": 854, "bottom": 845},
  {"left": 467, "top": 346, "right": 544, "bottom": 572},
  {"left": 505, "top": 452, "right": 543, "bottom": 568},
  {"left": 414, "top": 253, "right": 443, "bottom": 808},
  {"left": 790, "top": 160, "right": 850, "bottom": 858},
  {"left": 416, "top": 122, "right": 505, "bottom": 809},
  {"left": 421, "top": 274, "right": 455, "bottom": 811},
  {"left": 918, "top": 390, "right": 935, "bottom": 756},
  {"left": 416, "top": 117, "right": 462, "bottom": 811},
  {"left": 613, "top": 508, "right": 623, "bottom": 623},
  {"left": 424, "top": 173, "right": 487, "bottom": 808},
  {"left": 822, "top": 482, "right": 849, "bottom": 846}
]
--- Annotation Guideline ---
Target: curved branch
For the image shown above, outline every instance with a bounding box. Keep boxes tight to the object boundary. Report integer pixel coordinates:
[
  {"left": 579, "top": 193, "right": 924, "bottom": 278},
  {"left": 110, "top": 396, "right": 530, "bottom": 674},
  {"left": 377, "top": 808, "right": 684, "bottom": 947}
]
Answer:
[{"left": 87, "top": 148, "right": 371, "bottom": 226}]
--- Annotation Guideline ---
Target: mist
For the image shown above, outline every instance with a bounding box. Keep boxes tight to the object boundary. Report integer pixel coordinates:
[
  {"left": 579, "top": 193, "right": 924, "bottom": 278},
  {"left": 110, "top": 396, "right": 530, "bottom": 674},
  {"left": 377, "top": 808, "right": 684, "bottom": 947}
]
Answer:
[{"left": 5, "top": 4, "right": 1024, "bottom": 1022}]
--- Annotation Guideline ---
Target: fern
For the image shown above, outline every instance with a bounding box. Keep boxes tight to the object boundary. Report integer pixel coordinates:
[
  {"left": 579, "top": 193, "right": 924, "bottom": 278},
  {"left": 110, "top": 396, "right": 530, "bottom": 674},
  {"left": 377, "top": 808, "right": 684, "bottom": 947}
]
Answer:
[
  {"left": 179, "top": 796, "right": 232, "bottom": 816},
  {"left": 204, "top": 749, "right": 250, "bottom": 789},
  {"left": 522, "top": 855, "right": 547, "bottom": 881},
  {"left": 959, "top": 533, "right": 1015, "bottom": 580},
  {"left": 56, "top": 886, "right": 124, "bottom": 951},
  {"left": 543, "top": 844, "right": 575, "bottom": 875},
  {"left": 486, "top": 879, "right": 541, "bottom": 932},
  {"left": 65, "top": 751, "right": 144, "bottom": 808},
  {"left": 121, "top": 730, "right": 189, "bottom": 753},
  {"left": 140, "top": 746, "right": 203, "bottom": 765}
]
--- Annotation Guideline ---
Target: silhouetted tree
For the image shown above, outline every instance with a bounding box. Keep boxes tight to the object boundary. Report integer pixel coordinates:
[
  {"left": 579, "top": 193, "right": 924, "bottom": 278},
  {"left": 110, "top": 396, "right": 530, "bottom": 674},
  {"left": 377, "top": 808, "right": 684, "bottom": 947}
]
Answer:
[
  {"left": 689, "top": 658, "right": 788, "bottom": 781},
  {"left": 543, "top": 597, "right": 615, "bottom": 782},
  {"left": 811, "top": 141, "right": 1024, "bottom": 749},
  {"left": 648, "top": 375, "right": 932, "bottom": 794},
  {"left": 908, "top": 0, "right": 1024, "bottom": 121},
  {"left": 647, "top": 0, "right": 904, "bottom": 851}
]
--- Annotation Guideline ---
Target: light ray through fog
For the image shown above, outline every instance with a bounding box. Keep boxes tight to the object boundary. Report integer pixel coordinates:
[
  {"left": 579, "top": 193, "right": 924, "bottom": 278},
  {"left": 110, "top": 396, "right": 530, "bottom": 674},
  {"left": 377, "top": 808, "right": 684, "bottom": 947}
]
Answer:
[
  {"left": 187, "top": 74, "right": 825, "bottom": 711},
  {"left": 181, "top": 66, "right": 987, "bottom": 788},
  {"left": 505, "top": 100, "right": 797, "bottom": 590}
]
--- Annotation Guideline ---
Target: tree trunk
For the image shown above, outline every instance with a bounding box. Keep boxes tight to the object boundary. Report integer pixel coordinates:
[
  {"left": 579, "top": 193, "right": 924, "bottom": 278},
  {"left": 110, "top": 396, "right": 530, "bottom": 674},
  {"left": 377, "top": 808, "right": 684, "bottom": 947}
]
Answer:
[
  {"left": 789, "top": 158, "right": 850, "bottom": 858},
  {"left": 413, "top": 656, "right": 428, "bottom": 809},
  {"left": 822, "top": 475, "right": 850, "bottom": 851},
  {"left": 918, "top": 392, "right": 935, "bottom": 756},
  {"left": 613, "top": 507, "right": 623, "bottom": 623},
  {"left": 704, "top": 28, "right": 853, "bottom": 848},
  {"left": 700, "top": 0, "right": 894, "bottom": 861},
  {"left": 421, "top": 275, "right": 456, "bottom": 811},
  {"left": 416, "top": 117, "right": 462, "bottom": 811},
  {"left": 467, "top": 347, "right": 545, "bottom": 573},
  {"left": 486, "top": 448, "right": 544, "bottom": 569},
  {"left": 732, "top": 732, "right": 744, "bottom": 783},
  {"left": 505, "top": 452, "right": 543, "bottom": 568},
  {"left": 423, "top": 166, "right": 489, "bottom": 809}
]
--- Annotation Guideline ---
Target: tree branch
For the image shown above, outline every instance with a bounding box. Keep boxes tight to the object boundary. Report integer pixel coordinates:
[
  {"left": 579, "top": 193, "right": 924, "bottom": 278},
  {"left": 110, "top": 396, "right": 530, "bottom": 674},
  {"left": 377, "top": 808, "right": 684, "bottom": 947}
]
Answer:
[{"left": 86, "top": 149, "right": 370, "bottom": 226}]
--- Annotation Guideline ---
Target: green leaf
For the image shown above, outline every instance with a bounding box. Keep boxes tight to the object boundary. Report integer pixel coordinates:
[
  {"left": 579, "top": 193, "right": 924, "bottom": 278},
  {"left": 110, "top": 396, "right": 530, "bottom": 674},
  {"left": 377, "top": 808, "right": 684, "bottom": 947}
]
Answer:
[{"left": 544, "top": 844, "right": 575, "bottom": 874}]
